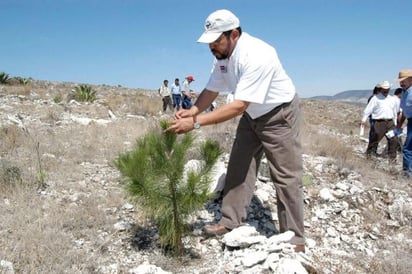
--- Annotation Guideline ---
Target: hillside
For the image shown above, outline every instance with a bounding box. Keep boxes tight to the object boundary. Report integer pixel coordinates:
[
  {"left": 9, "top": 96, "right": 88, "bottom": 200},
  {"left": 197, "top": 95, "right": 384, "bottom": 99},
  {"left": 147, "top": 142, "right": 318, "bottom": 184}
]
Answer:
[
  {"left": 0, "top": 80, "right": 411, "bottom": 274},
  {"left": 311, "top": 89, "right": 372, "bottom": 105}
]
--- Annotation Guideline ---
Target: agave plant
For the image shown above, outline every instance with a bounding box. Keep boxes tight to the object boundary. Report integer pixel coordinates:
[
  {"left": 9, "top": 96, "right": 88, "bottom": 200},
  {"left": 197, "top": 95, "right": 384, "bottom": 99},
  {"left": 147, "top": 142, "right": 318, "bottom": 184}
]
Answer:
[
  {"left": 71, "top": 84, "right": 96, "bottom": 102},
  {"left": 0, "top": 72, "right": 10, "bottom": 84},
  {"left": 18, "top": 77, "right": 30, "bottom": 86}
]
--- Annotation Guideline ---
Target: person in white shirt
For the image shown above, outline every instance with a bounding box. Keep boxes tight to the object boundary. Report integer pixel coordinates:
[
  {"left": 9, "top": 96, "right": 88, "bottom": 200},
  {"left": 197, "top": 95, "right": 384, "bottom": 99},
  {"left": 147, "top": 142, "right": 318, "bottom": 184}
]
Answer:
[
  {"left": 170, "top": 78, "right": 182, "bottom": 110},
  {"left": 158, "top": 79, "right": 173, "bottom": 112},
  {"left": 166, "top": 9, "right": 305, "bottom": 252},
  {"left": 181, "top": 75, "right": 195, "bottom": 109},
  {"left": 360, "top": 80, "right": 400, "bottom": 161}
]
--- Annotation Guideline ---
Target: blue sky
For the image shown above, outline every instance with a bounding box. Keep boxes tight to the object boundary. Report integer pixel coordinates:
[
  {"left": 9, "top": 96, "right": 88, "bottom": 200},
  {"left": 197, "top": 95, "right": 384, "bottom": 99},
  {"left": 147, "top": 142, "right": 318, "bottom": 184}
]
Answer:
[{"left": 1, "top": 0, "right": 410, "bottom": 98}]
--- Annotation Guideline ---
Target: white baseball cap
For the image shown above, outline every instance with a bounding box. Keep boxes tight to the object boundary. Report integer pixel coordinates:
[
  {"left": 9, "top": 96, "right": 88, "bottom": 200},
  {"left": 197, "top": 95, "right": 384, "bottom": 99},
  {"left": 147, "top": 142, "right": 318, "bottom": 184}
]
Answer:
[
  {"left": 376, "top": 80, "right": 391, "bottom": 89},
  {"left": 197, "top": 9, "right": 240, "bottom": 43}
]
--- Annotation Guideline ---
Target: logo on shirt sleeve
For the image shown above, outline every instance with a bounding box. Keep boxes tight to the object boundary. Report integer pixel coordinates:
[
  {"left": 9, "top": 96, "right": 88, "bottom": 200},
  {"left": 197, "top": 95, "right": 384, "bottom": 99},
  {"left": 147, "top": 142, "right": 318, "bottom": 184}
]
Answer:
[{"left": 220, "top": 65, "right": 227, "bottom": 73}]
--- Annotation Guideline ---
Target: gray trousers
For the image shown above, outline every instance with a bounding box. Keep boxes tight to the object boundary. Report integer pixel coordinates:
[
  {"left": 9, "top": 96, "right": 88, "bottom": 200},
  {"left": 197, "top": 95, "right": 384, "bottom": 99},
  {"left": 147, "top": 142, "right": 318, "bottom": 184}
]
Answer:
[{"left": 219, "top": 95, "right": 305, "bottom": 245}]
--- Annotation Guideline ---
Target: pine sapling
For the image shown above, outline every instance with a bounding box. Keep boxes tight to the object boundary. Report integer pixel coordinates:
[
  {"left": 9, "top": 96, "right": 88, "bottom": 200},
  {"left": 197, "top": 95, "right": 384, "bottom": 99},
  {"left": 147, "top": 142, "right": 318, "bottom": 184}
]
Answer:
[{"left": 115, "top": 120, "right": 222, "bottom": 254}]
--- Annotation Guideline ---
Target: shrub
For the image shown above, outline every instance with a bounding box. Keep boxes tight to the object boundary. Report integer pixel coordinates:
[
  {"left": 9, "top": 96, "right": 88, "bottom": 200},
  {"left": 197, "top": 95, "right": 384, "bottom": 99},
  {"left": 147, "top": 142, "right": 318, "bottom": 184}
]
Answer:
[
  {"left": 18, "top": 77, "right": 30, "bottom": 86},
  {"left": 115, "top": 120, "right": 222, "bottom": 254},
  {"left": 0, "top": 160, "right": 22, "bottom": 186},
  {"left": 53, "top": 94, "right": 63, "bottom": 104},
  {"left": 0, "top": 72, "right": 10, "bottom": 84},
  {"left": 71, "top": 84, "right": 96, "bottom": 102},
  {"left": 302, "top": 174, "right": 313, "bottom": 186}
]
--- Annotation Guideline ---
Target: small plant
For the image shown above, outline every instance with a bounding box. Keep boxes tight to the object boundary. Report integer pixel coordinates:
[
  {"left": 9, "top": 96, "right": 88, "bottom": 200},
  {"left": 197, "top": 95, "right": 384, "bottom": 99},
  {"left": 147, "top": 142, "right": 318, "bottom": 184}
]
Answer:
[
  {"left": 115, "top": 120, "right": 222, "bottom": 255},
  {"left": 53, "top": 94, "right": 63, "bottom": 104},
  {"left": 71, "top": 84, "right": 96, "bottom": 102},
  {"left": 34, "top": 141, "right": 47, "bottom": 190},
  {"left": 302, "top": 174, "right": 313, "bottom": 186},
  {"left": 18, "top": 77, "right": 30, "bottom": 86},
  {"left": 0, "top": 72, "right": 10, "bottom": 84},
  {"left": 0, "top": 160, "right": 22, "bottom": 186}
]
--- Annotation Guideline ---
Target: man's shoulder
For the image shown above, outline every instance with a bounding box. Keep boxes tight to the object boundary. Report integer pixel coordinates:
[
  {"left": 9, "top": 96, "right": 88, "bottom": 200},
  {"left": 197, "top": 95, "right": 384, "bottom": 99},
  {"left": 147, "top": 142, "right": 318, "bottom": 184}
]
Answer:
[{"left": 235, "top": 33, "right": 277, "bottom": 63}]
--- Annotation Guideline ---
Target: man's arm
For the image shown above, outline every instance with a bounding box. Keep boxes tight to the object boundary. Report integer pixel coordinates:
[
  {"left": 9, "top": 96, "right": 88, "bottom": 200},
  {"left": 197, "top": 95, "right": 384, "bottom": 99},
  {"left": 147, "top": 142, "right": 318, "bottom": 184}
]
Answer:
[
  {"left": 167, "top": 89, "right": 249, "bottom": 134},
  {"left": 195, "top": 99, "right": 248, "bottom": 126},
  {"left": 397, "top": 113, "right": 406, "bottom": 129},
  {"left": 360, "top": 97, "right": 376, "bottom": 124}
]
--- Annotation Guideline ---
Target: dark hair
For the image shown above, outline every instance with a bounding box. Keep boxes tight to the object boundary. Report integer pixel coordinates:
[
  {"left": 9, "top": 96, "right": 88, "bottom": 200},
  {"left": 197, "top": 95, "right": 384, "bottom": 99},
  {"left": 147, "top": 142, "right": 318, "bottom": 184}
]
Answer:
[
  {"left": 394, "top": 88, "right": 403, "bottom": 96},
  {"left": 175, "top": 78, "right": 179, "bottom": 81},
  {"left": 372, "top": 86, "right": 379, "bottom": 94},
  {"left": 222, "top": 27, "right": 242, "bottom": 38}
]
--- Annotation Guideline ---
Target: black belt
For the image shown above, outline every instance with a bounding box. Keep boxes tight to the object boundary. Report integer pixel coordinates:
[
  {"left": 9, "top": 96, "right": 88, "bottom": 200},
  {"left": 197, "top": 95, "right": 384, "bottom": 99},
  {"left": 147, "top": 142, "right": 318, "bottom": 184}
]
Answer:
[{"left": 373, "top": 119, "right": 392, "bottom": 122}]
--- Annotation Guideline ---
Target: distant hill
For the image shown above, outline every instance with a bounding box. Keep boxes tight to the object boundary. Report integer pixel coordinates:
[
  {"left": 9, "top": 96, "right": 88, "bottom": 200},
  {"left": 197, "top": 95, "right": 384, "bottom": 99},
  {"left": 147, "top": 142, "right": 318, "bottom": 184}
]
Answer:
[{"left": 310, "top": 89, "right": 373, "bottom": 106}]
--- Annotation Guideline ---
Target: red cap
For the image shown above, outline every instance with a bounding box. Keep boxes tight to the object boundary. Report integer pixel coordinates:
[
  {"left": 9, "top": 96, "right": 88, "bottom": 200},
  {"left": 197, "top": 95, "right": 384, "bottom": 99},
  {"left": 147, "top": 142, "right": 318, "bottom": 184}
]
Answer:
[{"left": 187, "top": 75, "right": 194, "bottom": 81}]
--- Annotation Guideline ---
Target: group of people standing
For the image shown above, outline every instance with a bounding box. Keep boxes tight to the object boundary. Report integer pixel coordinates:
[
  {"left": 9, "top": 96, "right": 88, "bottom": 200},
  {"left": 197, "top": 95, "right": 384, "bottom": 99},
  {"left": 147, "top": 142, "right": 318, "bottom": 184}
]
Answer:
[
  {"left": 361, "top": 69, "right": 412, "bottom": 177},
  {"left": 158, "top": 76, "right": 196, "bottom": 112}
]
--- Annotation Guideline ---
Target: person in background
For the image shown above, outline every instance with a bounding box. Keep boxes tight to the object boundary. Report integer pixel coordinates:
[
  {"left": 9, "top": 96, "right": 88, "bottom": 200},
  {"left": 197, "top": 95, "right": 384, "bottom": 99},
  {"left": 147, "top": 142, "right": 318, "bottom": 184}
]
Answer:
[
  {"left": 394, "top": 88, "right": 404, "bottom": 152},
  {"left": 166, "top": 9, "right": 305, "bottom": 252},
  {"left": 360, "top": 80, "right": 399, "bottom": 162},
  {"left": 205, "top": 101, "right": 217, "bottom": 112},
  {"left": 170, "top": 78, "right": 182, "bottom": 111},
  {"left": 226, "top": 92, "right": 234, "bottom": 104},
  {"left": 367, "top": 85, "right": 380, "bottom": 151},
  {"left": 395, "top": 69, "right": 412, "bottom": 177},
  {"left": 158, "top": 79, "right": 173, "bottom": 112},
  {"left": 182, "top": 75, "right": 195, "bottom": 109}
]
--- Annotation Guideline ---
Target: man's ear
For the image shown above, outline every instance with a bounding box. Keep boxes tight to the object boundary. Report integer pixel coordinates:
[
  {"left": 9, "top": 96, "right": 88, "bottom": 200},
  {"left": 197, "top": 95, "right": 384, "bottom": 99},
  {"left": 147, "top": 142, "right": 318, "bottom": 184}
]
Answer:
[{"left": 231, "top": 29, "right": 240, "bottom": 40}]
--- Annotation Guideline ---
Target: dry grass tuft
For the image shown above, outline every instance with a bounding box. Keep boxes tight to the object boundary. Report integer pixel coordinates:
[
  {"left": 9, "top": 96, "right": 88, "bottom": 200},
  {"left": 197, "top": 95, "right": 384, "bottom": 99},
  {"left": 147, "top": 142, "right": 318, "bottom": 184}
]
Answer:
[
  {"left": 0, "top": 124, "right": 22, "bottom": 155},
  {"left": 0, "top": 182, "right": 126, "bottom": 273}
]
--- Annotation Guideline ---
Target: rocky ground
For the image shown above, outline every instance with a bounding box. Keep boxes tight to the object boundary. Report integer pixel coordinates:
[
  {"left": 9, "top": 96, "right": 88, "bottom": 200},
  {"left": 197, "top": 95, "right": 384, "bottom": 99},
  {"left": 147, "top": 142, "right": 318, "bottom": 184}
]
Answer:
[{"left": 0, "top": 80, "right": 411, "bottom": 274}]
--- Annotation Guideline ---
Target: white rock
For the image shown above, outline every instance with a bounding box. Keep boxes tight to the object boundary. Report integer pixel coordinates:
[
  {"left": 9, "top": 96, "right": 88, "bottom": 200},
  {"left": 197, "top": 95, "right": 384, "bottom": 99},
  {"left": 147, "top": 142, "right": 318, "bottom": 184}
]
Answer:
[
  {"left": 0, "top": 260, "right": 14, "bottom": 274},
  {"left": 95, "top": 118, "right": 111, "bottom": 125},
  {"left": 306, "top": 238, "right": 317, "bottom": 248},
  {"left": 255, "top": 188, "right": 270, "bottom": 203},
  {"left": 210, "top": 160, "right": 226, "bottom": 193},
  {"left": 319, "top": 188, "right": 334, "bottom": 201},
  {"left": 335, "top": 182, "right": 349, "bottom": 191},
  {"left": 264, "top": 252, "right": 280, "bottom": 269},
  {"left": 114, "top": 220, "right": 133, "bottom": 231},
  {"left": 71, "top": 116, "right": 92, "bottom": 125},
  {"left": 326, "top": 227, "right": 338, "bottom": 237},
  {"left": 349, "top": 185, "right": 362, "bottom": 194},
  {"left": 273, "top": 258, "right": 307, "bottom": 274},
  {"left": 129, "top": 264, "right": 171, "bottom": 274},
  {"left": 267, "top": 230, "right": 295, "bottom": 245},
  {"left": 122, "top": 203, "right": 135, "bottom": 211},
  {"left": 241, "top": 251, "right": 268, "bottom": 267},
  {"left": 222, "top": 225, "right": 266, "bottom": 247}
]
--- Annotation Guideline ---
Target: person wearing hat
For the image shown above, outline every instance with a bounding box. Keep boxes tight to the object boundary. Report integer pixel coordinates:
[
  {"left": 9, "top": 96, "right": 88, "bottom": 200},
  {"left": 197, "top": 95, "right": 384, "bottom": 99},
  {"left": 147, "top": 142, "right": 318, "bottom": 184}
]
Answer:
[
  {"left": 360, "top": 80, "right": 400, "bottom": 161},
  {"left": 365, "top": 84, "right": 381, "bottom": 154},
  {"left": 166, "top": 9, "right": 305, "bottom": 252},
  {"left": 181, "top": 75, "right": 195, "bottom": 109},
  {"left": 395, "top": 69, "right": 412, "bottom": 177}
]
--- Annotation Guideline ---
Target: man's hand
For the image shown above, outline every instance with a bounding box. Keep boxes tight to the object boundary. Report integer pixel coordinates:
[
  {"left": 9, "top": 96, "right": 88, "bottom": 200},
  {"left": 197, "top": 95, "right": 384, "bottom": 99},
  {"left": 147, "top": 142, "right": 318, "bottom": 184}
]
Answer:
[
  {"left": 175, "top": 107, "right": 197, "bottom": 119},
  {"left": 165, "top": 117, "right": 194, "bottom": 134}
]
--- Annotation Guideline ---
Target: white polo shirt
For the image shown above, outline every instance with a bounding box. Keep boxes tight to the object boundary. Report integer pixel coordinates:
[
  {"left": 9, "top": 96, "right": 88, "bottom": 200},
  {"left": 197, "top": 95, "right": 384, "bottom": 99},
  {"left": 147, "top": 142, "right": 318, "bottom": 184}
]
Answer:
[
  {"left": 205, "top": 32, "right": 296, "bottom": 119},
  {"left": 362, "top": 93, "right": 400, "bottom": 125},
  {"left": 181, "top": 79, "right": 191, "bottom": 94}
]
